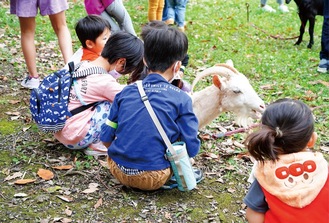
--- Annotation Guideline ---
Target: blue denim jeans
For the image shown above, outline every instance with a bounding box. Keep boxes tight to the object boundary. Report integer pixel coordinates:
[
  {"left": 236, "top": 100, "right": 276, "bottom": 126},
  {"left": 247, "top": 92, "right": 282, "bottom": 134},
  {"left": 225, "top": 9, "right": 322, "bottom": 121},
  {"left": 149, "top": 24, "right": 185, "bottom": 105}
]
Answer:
[
  {"left": 165, "top": 0, "right": 188, "bottom": 28},
  {"left": 320, "top": 0, "right": 329, "bottom": 60}
]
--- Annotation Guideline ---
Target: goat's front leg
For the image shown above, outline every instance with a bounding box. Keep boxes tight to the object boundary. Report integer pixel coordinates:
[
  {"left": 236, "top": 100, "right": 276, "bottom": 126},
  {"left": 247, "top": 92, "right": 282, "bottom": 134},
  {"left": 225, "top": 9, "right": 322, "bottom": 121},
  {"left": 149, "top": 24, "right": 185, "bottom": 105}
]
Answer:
[
  {"left": 295, "top": 14, "right": 307, "bottom": 46},
  {"left": 307, "top": 17, "right": 316, "bottom": 48}
]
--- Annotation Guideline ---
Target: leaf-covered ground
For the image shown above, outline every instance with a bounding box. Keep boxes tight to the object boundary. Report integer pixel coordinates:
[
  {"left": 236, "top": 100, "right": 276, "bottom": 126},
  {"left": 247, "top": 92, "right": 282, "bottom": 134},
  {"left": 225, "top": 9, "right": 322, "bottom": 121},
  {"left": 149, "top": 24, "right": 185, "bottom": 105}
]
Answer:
[{"left": 0, "top": 77, "right": 257, "bottom": 222}]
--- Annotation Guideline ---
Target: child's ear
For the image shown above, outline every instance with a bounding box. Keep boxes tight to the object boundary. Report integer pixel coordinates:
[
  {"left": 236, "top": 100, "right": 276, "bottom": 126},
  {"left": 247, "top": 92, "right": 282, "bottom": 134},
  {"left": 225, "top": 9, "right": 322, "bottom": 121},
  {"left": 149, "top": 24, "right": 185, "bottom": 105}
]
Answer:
[
  {"left": 85, "top": 40, "right": 95, "bottom": 49},
  {"left": 173, "top": 61, "right": 181, "bottom": 72},
  {"left": 118, "top": 58, "right": 126, "bottom": 65},
  {"left": 307, "top": 132, "right": 318, "bottom": 148}
]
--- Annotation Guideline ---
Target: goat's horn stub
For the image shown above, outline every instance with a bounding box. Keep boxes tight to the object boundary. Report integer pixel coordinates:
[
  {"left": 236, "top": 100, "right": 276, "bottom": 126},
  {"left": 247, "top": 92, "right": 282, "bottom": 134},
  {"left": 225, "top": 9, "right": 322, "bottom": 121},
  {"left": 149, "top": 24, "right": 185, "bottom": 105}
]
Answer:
[
  {"left": 191, "top": 64, "right": 238, "bottom": 93},
  {"left": 214, "top": 63, "right": 238, "bottom": 74}
]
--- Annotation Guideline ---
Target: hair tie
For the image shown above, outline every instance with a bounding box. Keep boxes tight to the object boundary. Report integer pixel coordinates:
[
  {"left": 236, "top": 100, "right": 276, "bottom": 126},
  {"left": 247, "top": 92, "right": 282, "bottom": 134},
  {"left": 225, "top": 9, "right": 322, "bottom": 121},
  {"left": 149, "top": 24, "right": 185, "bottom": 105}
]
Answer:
[{"left": 275, "top": 127, "right": 283, "bottom": 138}]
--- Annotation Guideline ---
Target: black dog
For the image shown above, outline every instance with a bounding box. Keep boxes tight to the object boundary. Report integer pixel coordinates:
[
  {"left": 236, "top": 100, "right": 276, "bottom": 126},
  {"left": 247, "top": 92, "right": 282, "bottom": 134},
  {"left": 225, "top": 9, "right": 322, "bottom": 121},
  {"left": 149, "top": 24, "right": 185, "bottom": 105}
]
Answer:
[{"left": 286, "top": 0, "right": 324, "bottom": 48}]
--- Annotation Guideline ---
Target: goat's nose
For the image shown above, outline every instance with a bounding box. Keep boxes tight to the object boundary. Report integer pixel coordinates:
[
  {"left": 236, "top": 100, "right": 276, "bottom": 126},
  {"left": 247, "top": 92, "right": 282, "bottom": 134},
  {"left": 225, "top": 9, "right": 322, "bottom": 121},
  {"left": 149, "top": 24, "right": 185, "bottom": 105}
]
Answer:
[{"left": 259, "top": 104, "right": 266, "bottom": 112}]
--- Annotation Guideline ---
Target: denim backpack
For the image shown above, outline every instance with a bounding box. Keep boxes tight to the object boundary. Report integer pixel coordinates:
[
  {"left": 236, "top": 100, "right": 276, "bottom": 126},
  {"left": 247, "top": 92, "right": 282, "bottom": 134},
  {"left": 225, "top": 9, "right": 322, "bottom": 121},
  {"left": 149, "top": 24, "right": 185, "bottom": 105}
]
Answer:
[{"left": 30, "top": 62, "right": 107, "bottom": 133}]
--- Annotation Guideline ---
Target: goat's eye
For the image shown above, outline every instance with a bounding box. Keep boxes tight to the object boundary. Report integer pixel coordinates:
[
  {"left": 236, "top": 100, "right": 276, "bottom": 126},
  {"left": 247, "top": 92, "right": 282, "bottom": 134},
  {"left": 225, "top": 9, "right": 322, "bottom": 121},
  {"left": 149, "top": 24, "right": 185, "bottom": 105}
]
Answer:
[{"left": 233, "top": 89, "right": 242, "bottom": 94}]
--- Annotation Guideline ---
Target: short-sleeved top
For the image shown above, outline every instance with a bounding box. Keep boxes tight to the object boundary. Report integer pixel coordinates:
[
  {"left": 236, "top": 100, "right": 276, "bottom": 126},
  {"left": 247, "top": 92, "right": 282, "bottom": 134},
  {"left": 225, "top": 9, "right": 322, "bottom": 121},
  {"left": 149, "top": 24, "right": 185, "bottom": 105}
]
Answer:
[
  {"left": 100, "top": 73, "right": 200, "bottom": 171},
  {"left": 244, "top": 180, "right": 268, "bottom": 213}
]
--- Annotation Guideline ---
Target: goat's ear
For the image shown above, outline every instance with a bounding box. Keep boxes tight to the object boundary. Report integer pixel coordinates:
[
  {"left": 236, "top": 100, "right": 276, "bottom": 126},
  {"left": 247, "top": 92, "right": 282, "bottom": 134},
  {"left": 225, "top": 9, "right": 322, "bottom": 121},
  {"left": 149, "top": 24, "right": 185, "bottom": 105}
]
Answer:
[{"left": 213, "top": 75, "right": 221, "bottom": 88}]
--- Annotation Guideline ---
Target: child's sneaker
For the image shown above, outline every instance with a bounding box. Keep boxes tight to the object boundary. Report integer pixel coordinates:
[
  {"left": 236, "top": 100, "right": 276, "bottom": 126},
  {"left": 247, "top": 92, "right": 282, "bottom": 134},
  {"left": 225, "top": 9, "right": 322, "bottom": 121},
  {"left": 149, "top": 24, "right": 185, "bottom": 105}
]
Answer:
[
  {"left": 165, "top": 18, "right": 174, "bottom": 25},
  {"left": 21, "top": 76, "right": 40, "bottom": 89},
  {"left": 84, "top": 142, "right": 108, "bottom": 157},
  {"left": 278, "top": 4, "right": 289, "bottom": 12},
  {"left": 317, "top": 59, "right": 329, "bottom": 73},
  {"left": 177, "top": 26, "right": 185, "bottom": 32},
  {"left": 261, "top": 5, "right": 276, "bottom": 12}
]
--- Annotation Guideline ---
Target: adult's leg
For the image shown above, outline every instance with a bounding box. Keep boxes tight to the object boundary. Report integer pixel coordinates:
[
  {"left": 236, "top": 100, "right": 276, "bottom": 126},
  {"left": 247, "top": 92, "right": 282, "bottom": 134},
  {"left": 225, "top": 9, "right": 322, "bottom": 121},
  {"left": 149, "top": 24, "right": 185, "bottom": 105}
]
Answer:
[
  {"left": 276, "top": 0, "right": 289, "bottom": 12},
  {"left": 156, "top": 0, "right": 164, "bottom": 21},
  {"left": 260, "top": 0, "right": 276, "bottom": 12},
  {"left": 320, "top": 0, "right": 329, "bottom": 60},
  {"left": 174, "top": 0, "right": 188, "bottom": 28},
  {"left": 260, "top": 0, "right": 267, "bottom": 7},
  {"left": 100, "top": 11, "right": 121, "bottom": 34},
  {"left": 318, "top": 0, "right": 329, "bottom": 72},
  {"left": 49, "top": 11, "right": 73, "bottom": 64},
  {"left": 148, "top": 0, "right": 158, "bottom": 21},
  {"left": 162, "top": 0, "right": 169, "bottom": 21},
  {"left": 105, "top": 0, "right": 136, "bottom": 36},
  {"left": 276, "top": 0, "right": 283, "bottom": 5},
  {"left": 19, "top": 17, "right": 38, "bottom": 78},
  {"left": 166, "top": 0, "right": 175, "bottom": 22}
]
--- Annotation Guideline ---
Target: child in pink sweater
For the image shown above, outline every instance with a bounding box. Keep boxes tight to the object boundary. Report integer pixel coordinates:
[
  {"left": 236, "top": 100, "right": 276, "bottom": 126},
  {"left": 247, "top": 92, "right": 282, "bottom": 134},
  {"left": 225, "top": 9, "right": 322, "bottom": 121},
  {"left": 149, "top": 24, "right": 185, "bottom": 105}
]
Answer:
[{"left": 54, "top": 32, "right": 144, "bottom": 156}]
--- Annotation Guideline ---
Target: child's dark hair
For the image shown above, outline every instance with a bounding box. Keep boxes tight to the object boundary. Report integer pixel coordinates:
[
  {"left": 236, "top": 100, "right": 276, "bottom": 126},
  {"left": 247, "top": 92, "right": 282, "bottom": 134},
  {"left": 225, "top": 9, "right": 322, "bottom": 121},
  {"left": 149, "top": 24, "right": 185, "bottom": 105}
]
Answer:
[
  {"left": 143, "top": 27, "right": 188, "bottom": 73},
  {"left": 245, "top": 98, "right": 314, "bottom": 162},
  {"left": 101, "top": 32, "right": 144, "bottom": 82},
  {"left": 75, "top": 15, "right": 111, "bottom": 48},
  {"left": 129, "top": 21, "right": 169, "bottom": 83},
  {"left": 140, "top": 21, "right": 168, "bottom": 40}
]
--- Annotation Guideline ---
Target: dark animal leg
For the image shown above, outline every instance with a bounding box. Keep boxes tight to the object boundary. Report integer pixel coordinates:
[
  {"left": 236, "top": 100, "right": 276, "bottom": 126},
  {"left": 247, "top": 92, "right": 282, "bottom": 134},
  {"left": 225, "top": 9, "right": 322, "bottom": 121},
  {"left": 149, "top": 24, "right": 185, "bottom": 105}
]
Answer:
[
  {"left": 295, "top": 14, "right": 307, "bottom": 45},
  {"left": 307, "top": 17, "right": 315, "bottom": 48}
]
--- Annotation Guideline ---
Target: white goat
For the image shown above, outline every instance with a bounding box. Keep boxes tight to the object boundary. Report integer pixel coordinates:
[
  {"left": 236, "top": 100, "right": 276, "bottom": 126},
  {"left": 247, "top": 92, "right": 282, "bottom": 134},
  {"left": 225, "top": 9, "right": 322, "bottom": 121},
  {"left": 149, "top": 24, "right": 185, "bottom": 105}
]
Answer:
[{"left": 191, "top": 61, "right": 265, "bottom": 129}]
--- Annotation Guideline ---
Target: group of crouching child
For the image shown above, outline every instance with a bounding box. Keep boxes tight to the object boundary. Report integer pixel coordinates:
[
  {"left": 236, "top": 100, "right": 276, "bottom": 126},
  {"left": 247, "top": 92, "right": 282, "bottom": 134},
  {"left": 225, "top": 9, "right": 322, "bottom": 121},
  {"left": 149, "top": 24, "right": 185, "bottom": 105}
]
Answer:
[{"left": 50, "top": 15, "right": 328, "bottom": 222}]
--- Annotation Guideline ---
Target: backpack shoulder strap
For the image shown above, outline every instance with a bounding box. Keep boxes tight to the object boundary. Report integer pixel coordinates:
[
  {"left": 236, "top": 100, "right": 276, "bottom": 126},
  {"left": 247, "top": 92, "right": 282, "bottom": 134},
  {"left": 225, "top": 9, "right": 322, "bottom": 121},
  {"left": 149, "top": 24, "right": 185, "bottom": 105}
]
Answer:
[
  {"left": 68, "top": 61, "right": 75, "bottom": 74},
  {"left": 72, "top": 65, "right": 108, "bottom": 78}
]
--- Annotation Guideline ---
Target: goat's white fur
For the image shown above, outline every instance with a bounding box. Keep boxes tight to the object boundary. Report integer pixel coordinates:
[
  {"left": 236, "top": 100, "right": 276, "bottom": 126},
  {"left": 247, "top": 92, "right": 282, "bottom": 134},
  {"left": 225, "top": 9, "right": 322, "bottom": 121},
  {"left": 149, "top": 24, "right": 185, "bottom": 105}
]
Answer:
[{"left": 191, "top": 61, "right": 265, "bottom": 129}]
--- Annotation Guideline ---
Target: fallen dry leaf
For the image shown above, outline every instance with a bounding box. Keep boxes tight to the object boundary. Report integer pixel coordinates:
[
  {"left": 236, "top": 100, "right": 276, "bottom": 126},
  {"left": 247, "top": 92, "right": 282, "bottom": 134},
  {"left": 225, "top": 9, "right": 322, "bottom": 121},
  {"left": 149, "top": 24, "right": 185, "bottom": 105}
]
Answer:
[
  {"left": 45, "top": 186, "right": 62, "bottom": 193},
  {"left": 37, "top": 169, "right": 54, "bottom": 180},
  {"left": 201, "top": 152, "right": 219, "bottom": 159},
  {"left": 94, "top": 197, "right": 103, "bottom": 209},
  {"left": 8, "top": 100, "right": 20, "bottom": 105},
  {"left": 4, "top": 111, "right": 20, "bottom": 116},
  {"left": 14, "top": 193, "right": 28, "bottom": 197},
  {"left": 82, "top": 187, "right": 98, "bottom": 194},
  {"left": 199, "top": 133, "right": 212, "bottom": 140},
  {"left": 4, "top": 172, "right": 23, "bottom": 181},
  {"left": 56, "top": 195, "right": 74, "bottom": 202},
  {"left": 82, "top": 183, "right": 99, "bottom": 194},
  {"left": 43, "top": 138, "right": 56, "bottom": 143},
  {"left": 310, "top": 80, "right": 329, "bottom": 87},
  {"left": 260, "top": 84, "right": 274, "bottom": 90},
  {"left": 61, "top": 218, "right": 72, "bottom": 223},
  {"left": 52, "top": 165, "right": 73, "bottom": 170},
  {"left": 22, "top": 126, "right": 31, "bottom": 132},
  {"left": 65, "top": 207, "right": 72, "bottom": 216},
  {"left": 10, "top": 116, "right": 20, "bottom": 121},
  {"left": 233, "top": 141, "right": 245, "bottom": 149},
  {"left": 164, "top": 212, "right": 172, "bottom": 220},
  {"left": 14, "top": 179, "right": 36, "bottom": 185}
]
